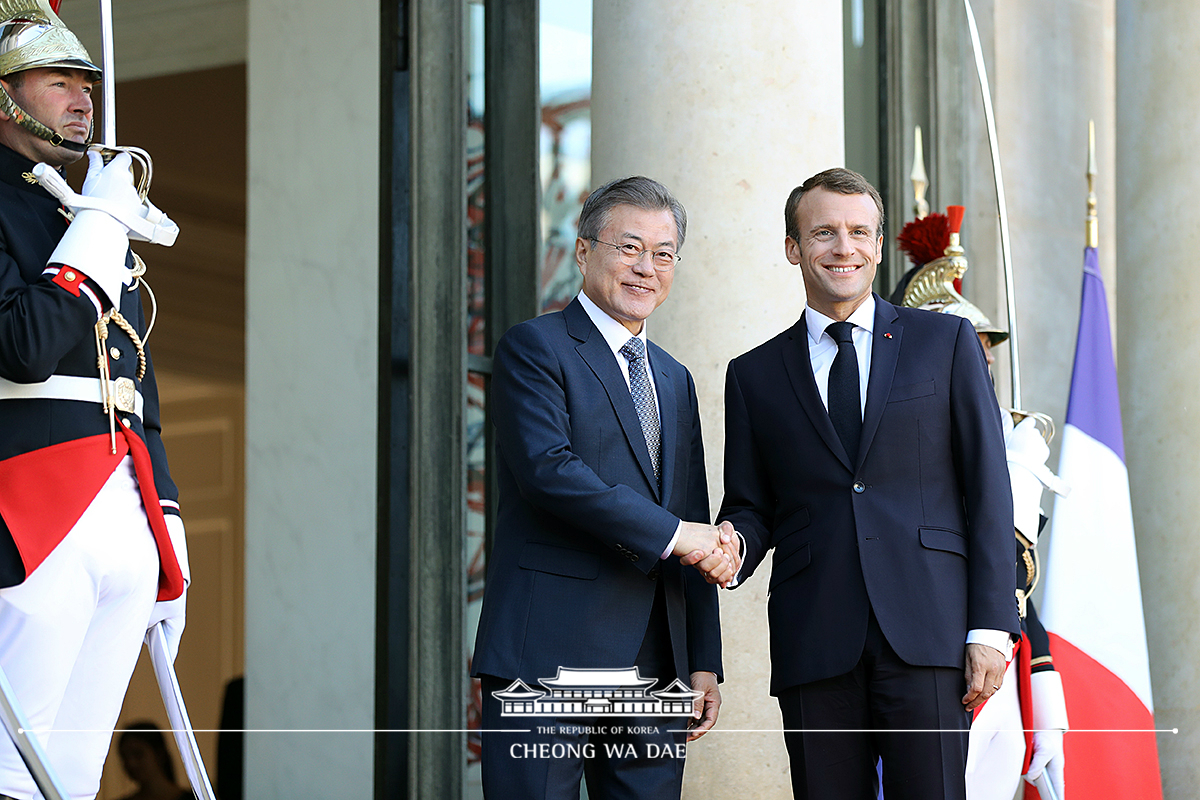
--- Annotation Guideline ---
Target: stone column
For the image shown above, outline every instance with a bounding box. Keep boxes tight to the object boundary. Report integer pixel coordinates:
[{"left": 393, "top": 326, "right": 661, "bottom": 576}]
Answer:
[
  {"left": 592, "top": 2, "right": 844, "bottom": 796},
  {"left": 1116, "top": 1, "right": 1200, "bottom": 793},
  {"left": 244, "top": 0, "right": 379, "bottom": 795},
  {"left": 989, "top": 0, "right": 1117, "bottom": 435}
]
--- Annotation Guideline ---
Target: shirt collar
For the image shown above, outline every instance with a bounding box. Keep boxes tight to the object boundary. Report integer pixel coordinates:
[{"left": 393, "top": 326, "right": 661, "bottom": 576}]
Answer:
[
  {"left": 577, "top": 291, "right": 649, "bottom": 357},
  {"left": 806, "top": 294, "right": 876, "bottom": 344}
]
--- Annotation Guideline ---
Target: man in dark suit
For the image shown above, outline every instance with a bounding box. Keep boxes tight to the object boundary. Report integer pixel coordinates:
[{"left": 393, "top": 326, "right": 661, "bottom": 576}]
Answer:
[
  {"left": 719, "top": 168, "right": 1019, "bottom": 800},
  {"left": 473, "top": 176, "right": 737, "bottom": 799}
]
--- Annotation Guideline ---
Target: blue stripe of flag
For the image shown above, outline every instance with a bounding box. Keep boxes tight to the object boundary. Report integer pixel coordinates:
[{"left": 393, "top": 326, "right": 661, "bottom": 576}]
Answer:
[{"left": 1064, "top": 246, "right": 1126, "bottom": 462}]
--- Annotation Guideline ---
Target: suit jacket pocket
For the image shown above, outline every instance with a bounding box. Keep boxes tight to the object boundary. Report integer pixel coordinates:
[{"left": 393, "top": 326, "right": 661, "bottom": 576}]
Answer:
[
  {"left": 519, "top": 541, "right": 601, "bottom": 580},
  {"left": 888, "top": 379, "right": 936, "bottom": 403},
  {"left": 918, "top": 526, "right": 967, "bottom": 558},
  {"left": 768, "top": 541, "right": 811, "bottom": 592}
]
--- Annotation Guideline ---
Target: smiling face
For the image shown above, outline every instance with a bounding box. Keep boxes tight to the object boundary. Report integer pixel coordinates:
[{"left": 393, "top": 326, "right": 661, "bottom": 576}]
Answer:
[
  {"left": 786, "top": 187, "right": 883, "bottom": 321},
  {"left": 576, "top": 203, "right": 677, "bottom": 334},
  {"left": 0, "top": 67, "right": 94, "bottom": 166}
]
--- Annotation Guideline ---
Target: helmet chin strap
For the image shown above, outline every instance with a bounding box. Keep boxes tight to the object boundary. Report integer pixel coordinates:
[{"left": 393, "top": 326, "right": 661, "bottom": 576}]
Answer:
[{"left": 0, "top": 81, "right": 89, "bottom": 154}]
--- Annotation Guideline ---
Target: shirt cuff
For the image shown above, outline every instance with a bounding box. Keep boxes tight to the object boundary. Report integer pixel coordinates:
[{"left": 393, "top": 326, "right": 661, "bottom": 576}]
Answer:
[
  {"left": 967, "top": 628, "right": 1014, "bottom": 660},
  {"left": 661, "top": 521, "right": 682, "bottom": 560},
  {"left": 726, "top": 531, "right": 746, "bottom": 588}
]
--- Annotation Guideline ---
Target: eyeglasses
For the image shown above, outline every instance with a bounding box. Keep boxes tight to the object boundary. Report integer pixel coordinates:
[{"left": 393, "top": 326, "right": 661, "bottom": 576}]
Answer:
[{"left": 590, "top": 239, "right": 681, "bottom": 271}]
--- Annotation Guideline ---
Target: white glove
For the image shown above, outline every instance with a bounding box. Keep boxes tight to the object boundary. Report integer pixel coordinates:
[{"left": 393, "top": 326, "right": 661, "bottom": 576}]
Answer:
[
  {"left": 1007, "top": 416, "right": 1068, "bottom": 543},
  {"left": 45, "top": 151, "right": 143, "bottom": 309},
  {"left": 145, "top": 513, "right": 190, "bottom": 662},
  {"left": 1025, "top": 730, "right": 1065, "bottom": 798},
  {"left": 1024, "top": 670, "right": 1069, "bottom": 797},
  {"left": 34, "top": 150, "right": 179, "bottom": 246}
]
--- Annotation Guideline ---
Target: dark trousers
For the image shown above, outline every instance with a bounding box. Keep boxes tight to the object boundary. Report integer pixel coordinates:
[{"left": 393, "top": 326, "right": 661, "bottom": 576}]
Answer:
[
  {"left": 777, "top": 610, "right": 970, "bottom": 800},
  {"left": 479, "top": 580, "right": 688, "bottom": 800}
]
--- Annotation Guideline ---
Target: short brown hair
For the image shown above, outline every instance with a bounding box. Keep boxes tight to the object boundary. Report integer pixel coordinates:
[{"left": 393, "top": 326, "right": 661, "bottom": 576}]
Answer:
[{"left": 784, "top": 167, "right": 884, "bottom": 241}]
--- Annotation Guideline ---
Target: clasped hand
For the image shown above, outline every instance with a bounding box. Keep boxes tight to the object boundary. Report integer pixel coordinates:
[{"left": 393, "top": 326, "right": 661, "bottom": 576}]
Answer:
[{"left": 674, "top": 521, "right": 742, "bottom": 588}]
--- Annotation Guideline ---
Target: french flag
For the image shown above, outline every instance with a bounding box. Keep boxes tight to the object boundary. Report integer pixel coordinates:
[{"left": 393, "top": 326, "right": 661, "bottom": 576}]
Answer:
[{"left": 1038, "top": 246, "right": 1163, "bottom": 798}]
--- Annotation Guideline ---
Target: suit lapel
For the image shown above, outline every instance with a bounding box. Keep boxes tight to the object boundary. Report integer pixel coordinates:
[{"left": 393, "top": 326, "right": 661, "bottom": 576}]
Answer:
[
  {"left": 859, "top": 297, "right": 901, "bottom": 465},
  {"left": 565, "top": 300, "right": 662, "bottom": 500},
  {"left": 781, "top": 312, "right": 854, "bottom": 471}
]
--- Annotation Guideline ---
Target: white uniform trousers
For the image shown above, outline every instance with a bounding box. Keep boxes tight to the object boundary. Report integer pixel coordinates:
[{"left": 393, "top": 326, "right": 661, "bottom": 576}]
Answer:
[
  {"left": 965, "top": 657, "right": 1025, "bottom": 800},
  {"left": 0, "top": 456, "right": 159, "bottom": 800}
]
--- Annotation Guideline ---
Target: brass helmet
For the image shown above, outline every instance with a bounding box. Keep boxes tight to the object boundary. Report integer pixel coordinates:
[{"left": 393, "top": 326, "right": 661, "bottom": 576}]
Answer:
[
  {"left": 898, "top": 205, "right": 1009, "bottom": 347},
  {"left": 0, "top": 0, "right": 100, "bottom": 153}
]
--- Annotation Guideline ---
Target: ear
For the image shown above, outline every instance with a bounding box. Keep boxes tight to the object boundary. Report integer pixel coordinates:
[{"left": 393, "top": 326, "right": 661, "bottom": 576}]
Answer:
[
  {"left": 874, "top": 233, "right": 883, "bottom": 260},
  {"left": 785, "top": 235, "right": 802, "bottom": 265},
  {"left": 575, "top": 237, "right": 589, "bottom": 274}
]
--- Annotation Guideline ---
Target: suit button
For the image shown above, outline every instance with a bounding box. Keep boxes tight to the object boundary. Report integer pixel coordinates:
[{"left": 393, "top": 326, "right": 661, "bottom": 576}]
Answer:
[
  {"left": 109, "top": 347, "right": 121, "bottom": 360},
  {"left": 853, "top": 481, "right": 865, "bottom": 493}
]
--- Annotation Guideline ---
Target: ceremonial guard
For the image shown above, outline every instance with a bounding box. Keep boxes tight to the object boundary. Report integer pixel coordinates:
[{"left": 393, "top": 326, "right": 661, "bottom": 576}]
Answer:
[
  {"left": 895, "top": 206, "right": 1069, "bottom": 800},
  {"left": 0, "top": 2, "right": 187, "bottom": 797}
]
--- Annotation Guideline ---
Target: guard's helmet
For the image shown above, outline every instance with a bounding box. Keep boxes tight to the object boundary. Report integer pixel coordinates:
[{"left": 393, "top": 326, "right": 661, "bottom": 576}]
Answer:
[
  {"left": 0, "top": 0, "right": 99, "bottom": 152},
  {"left": 895, "top": 205, "right": 1009, "bottom": 347}
]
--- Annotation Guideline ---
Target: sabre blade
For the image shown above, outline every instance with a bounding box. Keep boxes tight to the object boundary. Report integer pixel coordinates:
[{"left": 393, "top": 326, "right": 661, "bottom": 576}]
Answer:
[
  {"left": 0, "top": 664, "right": 68, "bottom": 800},
  {"left": 99, "top": 0, "right": 115, "bottom": 145},
  {"left": 963, "top": 0, "right": 1022, "bottom": 408},
  {"left": 147, "top": 624, "right": 217, "bottom": 800}
]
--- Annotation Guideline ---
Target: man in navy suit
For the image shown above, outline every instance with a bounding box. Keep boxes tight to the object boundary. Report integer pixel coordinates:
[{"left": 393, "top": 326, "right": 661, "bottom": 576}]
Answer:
[
  {"left": 719, "top": 168, "right": 1019, "bottom": 799},
  {"left": 473, "top": 176, "right": 737, "bottom": 799}
]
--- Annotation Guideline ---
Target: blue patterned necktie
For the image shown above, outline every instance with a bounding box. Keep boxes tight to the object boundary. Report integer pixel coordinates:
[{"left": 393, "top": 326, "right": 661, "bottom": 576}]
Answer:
[
  {"left": 826, "top": 321, "right": 862, "bottom": 461},
  {"left": 620, "top": 337, "right": 661, "bottom": 480}
]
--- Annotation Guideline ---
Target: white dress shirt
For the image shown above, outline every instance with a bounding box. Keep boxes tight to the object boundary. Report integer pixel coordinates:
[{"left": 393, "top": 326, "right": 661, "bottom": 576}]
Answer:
[{"left": 804, "top": 296, "right": 875, "bottom": 416}]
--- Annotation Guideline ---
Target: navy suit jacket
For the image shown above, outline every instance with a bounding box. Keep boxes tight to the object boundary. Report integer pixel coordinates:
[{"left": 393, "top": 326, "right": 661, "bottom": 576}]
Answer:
[
  {"left": 720, "top": 296, "right": 1018, "bottom": 695},
  {"left": 472, "top": 298, "right": 721, "bottom": 686}
]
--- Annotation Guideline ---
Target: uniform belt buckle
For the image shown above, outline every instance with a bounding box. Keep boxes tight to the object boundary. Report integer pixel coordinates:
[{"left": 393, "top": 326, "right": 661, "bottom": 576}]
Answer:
[{"left": 113, "top": 377, "right": 137, "bottom": 414}]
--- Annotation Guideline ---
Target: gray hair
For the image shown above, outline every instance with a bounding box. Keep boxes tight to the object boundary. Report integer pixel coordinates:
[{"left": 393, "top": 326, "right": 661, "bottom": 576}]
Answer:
[
  {"left": 577, "top": 176, "right": 687, "bottom": 250},
  {"left": 784, "top": 167, "right": 885, "bottom": 242}
]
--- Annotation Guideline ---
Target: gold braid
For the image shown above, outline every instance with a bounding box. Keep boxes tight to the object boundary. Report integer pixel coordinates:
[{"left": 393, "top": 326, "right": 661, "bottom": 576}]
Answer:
[
  {"left": 101, "top": 250, "right": 155, "bottom": 382},
  {"left": 105, "top": 309, "right": 146, "bottom": 380}
]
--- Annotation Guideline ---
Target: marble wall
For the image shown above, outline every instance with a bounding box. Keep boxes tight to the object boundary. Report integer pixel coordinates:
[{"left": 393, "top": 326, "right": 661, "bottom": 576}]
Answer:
[{"left": 1116, "top": 1, "right": 1200, "bottom": 794}]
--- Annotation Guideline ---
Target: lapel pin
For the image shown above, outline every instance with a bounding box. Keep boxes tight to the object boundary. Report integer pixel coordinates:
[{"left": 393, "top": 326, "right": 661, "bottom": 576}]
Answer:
[{"left": 883, "top": 332, "right": 893, "bottom": 339}]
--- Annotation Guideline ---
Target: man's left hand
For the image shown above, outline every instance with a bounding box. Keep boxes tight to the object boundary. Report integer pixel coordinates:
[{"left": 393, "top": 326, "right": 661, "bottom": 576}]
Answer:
[
  {"left": 962, "top": 642, "right": 1006, "bottom": 711},
  {"left": 687, "top": 671, "right": 721, "bottom": 742}
]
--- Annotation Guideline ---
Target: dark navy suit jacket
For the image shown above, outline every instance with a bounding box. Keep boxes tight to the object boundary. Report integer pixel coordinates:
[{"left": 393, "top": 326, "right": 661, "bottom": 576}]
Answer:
[
  {"left": 472, "top": 298, "right": 722, "bottom": 686},
  {"left": 720, "top": 296, "right": 1018, "bottom": 695}
]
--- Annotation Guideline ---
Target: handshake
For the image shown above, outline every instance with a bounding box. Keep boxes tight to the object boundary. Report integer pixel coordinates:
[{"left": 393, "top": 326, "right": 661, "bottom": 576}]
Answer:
[{"left": 673, "top": 521, "right": 743, "bottom": 589}]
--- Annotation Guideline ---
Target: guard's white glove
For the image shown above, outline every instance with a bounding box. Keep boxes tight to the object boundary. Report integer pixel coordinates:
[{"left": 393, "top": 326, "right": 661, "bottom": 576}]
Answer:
[
  {"left": 1006, "top": 416, "right": 1069, "bottom": 543},
  {"left": 145, "top": 513, "right": 190, "bottom": 662},
  {"left": 1024, "top": 670, "right": 1069, "bottom": 797},
  {"left": 46, "top": 151, "right": 144, "bottom": 309},
  {"left": 34, "top": 150, "right": 179, "bottom": 246},
  {"left": 1025, "top": 730, "right": 1065, "bottom": 797}
]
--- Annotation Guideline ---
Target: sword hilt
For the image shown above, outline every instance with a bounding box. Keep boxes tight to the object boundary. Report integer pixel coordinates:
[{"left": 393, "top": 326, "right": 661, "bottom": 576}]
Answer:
[{"left": 89, "top": 144, "right": 155, "bottom": 201}]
